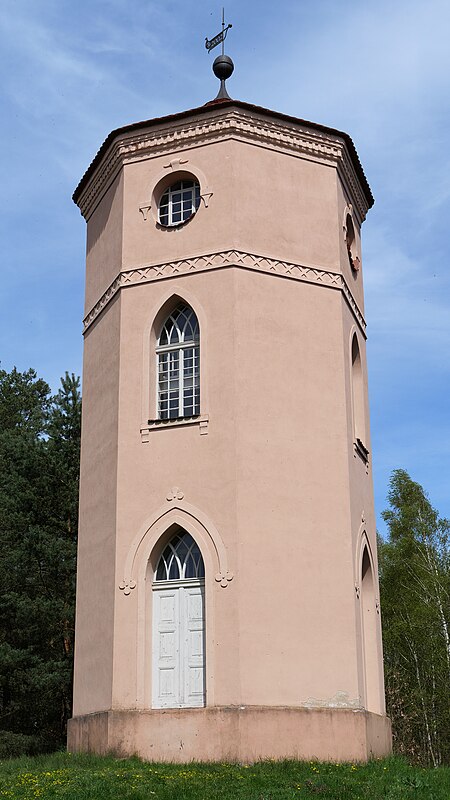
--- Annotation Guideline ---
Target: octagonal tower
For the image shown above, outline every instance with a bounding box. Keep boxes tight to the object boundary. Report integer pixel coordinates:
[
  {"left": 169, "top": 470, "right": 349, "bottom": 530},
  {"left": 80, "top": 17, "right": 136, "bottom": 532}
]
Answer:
[{"left": 68, "top": 92, "right": 391, "bottom": 761}]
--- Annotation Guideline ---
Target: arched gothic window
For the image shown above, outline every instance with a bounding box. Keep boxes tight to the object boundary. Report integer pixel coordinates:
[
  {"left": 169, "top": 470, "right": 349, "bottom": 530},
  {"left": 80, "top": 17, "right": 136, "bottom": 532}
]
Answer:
[
  {"left": 351, "top": 333, "right": 365, "bottom": 443},
  {"left": 155, "top": 531, "right": 205, "bottom": 581},
  {"left": 156, "top": 304, "right": 200, "bottom": 420}
]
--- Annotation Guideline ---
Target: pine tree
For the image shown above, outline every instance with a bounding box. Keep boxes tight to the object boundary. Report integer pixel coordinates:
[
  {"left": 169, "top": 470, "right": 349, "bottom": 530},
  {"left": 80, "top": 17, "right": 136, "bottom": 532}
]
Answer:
[{"left": 0, "top": 369, "right": 81, "bottom": 754}]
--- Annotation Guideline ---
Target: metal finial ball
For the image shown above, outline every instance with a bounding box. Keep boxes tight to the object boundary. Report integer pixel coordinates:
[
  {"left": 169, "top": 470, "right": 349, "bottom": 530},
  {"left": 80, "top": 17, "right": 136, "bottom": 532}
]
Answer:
[{"left": 212, "top": 54, "right": 234, "bottom": 81}]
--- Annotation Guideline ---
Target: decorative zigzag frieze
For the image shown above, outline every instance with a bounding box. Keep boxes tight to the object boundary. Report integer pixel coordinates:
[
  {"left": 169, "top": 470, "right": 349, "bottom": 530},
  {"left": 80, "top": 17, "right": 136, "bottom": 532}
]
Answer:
[
  {"left": 83, "top": 276, "right": 122, "bottom": 329},
  {"left": 77, "top": 109, "right": 368, "bottom": 222},
  {"left": 82, "top": 250, "right": 366, "bottom": 334}
]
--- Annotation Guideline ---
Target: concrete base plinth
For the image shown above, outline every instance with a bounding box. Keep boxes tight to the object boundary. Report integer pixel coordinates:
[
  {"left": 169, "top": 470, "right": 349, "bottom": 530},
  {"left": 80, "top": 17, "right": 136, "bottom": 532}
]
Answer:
[{"left": 67, "top": 706, "right": 392, "bottom": 762}]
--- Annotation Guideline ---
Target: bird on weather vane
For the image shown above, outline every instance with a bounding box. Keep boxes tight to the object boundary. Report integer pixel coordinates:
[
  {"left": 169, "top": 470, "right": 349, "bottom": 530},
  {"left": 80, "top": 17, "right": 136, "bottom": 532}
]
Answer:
[{"left": 205, "top": 8, "right": 234, "bottom": 100}]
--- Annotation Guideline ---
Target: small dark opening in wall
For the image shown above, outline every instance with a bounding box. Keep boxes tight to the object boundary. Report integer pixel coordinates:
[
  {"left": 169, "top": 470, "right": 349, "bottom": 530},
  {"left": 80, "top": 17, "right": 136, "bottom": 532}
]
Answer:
[
  {"left": 346, "top": 214, "right": 355, "bottom": 248},
  {"left": 346, "top": 214, "right": 360, "bottom": 272}
]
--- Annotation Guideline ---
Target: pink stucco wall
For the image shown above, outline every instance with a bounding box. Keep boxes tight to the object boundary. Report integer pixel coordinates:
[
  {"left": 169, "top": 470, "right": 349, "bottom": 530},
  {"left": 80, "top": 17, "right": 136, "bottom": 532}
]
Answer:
[{"left": 71, "top": 101, "right": 390, "bottom": 760}]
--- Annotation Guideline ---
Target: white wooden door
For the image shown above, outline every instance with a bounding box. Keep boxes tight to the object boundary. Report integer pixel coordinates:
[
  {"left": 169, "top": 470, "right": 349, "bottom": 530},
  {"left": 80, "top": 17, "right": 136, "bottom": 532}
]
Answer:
[
  {"left": 152, "top": 582, "right": 205, "bottom": 708},
  {"left": 152, "top": 587, "right": 180, "bottom": 708},
  {"left": 183, "top": 585, "right": 206, "bottom": 706}
]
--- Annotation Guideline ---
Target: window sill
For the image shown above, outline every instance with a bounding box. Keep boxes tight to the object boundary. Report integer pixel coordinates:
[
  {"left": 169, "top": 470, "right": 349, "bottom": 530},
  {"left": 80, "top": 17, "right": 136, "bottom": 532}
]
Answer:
[{"left": 140, "top": 414, "right": 209, "bottom": 442}]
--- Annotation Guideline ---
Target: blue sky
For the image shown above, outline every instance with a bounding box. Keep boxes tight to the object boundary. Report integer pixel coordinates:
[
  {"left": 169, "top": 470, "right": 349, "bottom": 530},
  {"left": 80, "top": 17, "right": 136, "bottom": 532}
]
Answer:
[{"left": 1, "top": 0, "right": 450, "bottom": 532}]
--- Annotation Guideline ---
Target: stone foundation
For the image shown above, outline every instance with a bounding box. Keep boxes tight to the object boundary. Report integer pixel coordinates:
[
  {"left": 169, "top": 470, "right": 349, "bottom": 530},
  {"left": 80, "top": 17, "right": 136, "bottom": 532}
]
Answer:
[{"left": 67, "top": 706, "right": 392, "bottom": 763}]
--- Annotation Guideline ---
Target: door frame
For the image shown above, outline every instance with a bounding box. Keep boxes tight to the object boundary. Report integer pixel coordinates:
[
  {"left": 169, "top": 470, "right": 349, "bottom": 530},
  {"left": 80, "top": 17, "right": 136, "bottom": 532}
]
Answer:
[{"left": 152, "top": 578, "right": 206, "bottom": 709}]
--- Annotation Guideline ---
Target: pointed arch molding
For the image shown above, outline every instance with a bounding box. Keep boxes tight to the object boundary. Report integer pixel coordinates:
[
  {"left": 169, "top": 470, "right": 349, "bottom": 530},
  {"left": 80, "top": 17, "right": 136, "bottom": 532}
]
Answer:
[
  {"left": 118, "top": 498, "right": 233, "bottom": 595},
  {"left": 354, "top": 520, "right": 380, "bottom": 613},
  {"left": 82, "top": 250, "right": 367, "bottom": 334},
  {"left": 141, "top": 284, "right": 209, "bottom": 433}
]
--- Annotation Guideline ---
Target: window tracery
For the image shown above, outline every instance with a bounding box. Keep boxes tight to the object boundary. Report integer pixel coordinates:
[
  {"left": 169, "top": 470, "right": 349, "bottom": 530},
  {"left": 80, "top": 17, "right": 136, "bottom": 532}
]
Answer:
[
  {"left": 155, "top": 530, "right": 205, "bottom": 582},
  {"left": 156, "top": 304, "right": 200, "bottom": 419}
]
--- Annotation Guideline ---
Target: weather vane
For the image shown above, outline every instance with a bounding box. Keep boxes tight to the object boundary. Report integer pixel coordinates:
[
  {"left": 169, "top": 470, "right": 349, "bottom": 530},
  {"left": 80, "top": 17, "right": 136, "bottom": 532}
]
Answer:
[
  {"left": 205, "top": 8, "right": 234, "bottom": 101},
  {"left": 205, "top": 8, "right": 232, "bottom": 55}
]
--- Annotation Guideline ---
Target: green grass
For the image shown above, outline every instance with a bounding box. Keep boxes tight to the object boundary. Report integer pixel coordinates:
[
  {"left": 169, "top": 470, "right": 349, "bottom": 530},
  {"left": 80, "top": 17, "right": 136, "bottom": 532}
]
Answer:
[{"left": 0, "top": 752, "right": 448, "bottom": 799}]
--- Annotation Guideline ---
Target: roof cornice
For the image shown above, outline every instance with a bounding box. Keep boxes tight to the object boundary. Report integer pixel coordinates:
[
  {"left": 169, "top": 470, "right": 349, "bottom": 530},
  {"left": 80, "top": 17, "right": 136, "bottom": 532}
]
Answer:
[{"left": 74, "top": 100, "right": 373, "bottom": 222}]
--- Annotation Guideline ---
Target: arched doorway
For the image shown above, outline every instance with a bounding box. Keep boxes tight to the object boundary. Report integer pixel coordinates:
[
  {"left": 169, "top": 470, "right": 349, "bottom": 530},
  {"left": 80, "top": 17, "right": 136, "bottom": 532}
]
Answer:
[
  {"left": 361, "top": 545, "right": 380, "bottom": 713},
  {"left": 152, "top": 529, "right": 206, "bottom": 709}
]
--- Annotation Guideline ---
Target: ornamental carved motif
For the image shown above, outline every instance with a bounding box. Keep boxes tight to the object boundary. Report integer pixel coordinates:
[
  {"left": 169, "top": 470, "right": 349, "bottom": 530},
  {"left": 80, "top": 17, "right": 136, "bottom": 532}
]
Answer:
[
  {"left": 119, "top": 579, "right": 136, "bottom": 596},
  {"left": 215, "top": 570, "right": 234, "bottom": 588},
  {"left": 166, "top": 486, "right": 184, "bottom": 501}
]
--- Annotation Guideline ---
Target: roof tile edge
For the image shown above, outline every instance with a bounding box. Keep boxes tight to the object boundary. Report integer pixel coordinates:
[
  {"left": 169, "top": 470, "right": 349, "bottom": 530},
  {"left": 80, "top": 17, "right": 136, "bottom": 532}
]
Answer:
[{"left": 73, "top": 100, "right": 373, "bottom": 221}]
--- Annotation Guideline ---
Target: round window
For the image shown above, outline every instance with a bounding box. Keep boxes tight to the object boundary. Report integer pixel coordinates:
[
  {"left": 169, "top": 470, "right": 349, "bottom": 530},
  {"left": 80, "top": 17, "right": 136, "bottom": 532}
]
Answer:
[{"left": 158, "top": 179, "right": 201, "bottom": 227}]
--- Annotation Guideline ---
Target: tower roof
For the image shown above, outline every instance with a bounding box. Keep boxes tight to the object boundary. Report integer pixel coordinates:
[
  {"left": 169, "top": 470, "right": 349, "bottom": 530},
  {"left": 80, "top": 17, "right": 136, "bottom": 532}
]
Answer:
[{"left": 73, "top": 99, "right": 373, "bottom": 210}]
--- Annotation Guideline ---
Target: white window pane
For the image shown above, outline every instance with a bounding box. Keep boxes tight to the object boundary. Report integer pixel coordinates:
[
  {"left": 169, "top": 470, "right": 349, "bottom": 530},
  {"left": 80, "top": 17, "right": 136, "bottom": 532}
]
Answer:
[
  {"left": 158, "top": 181, "right": 200, "bottom": 227},
  {"left": 156, "top": 305, "right": 200, "bottom": 420}
]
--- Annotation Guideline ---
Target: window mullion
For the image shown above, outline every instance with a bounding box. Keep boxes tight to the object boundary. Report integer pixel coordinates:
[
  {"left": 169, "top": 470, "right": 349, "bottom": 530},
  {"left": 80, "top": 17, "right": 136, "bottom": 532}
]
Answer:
[
  {"left": 157, "top": 351, "right": 161, "bottom": 417},
  {"left": 194, "top": 345, "right": 199, "bottom": 415},
  {"left": 179, "top": 347, "right": 184, "bottom": 417},
  {"left": 157, "top": 342, "right": 185, "bottom": 355}
]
